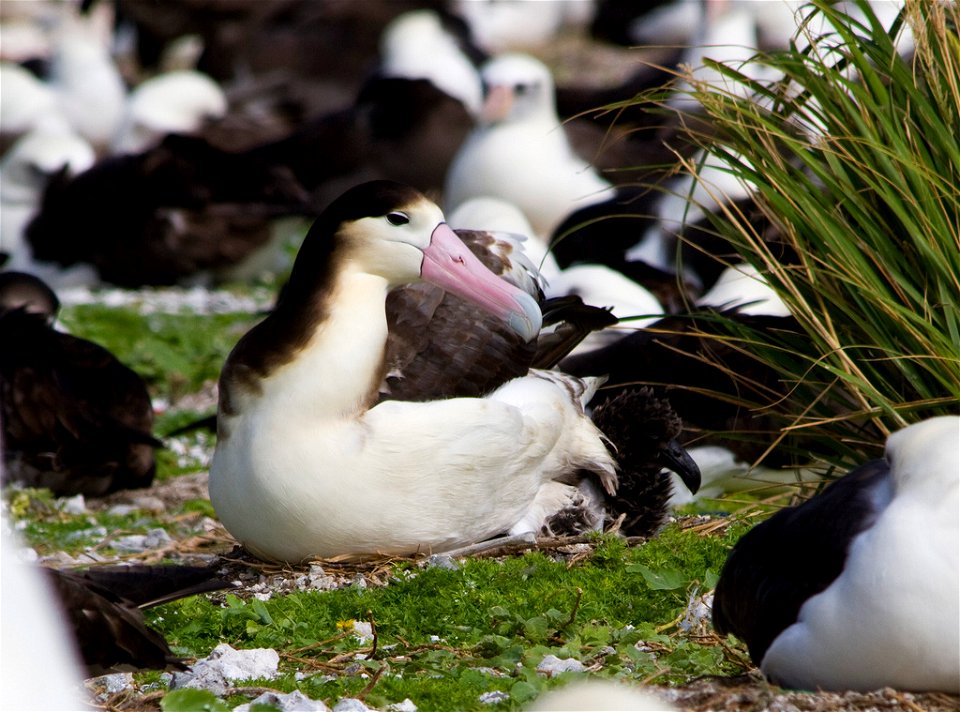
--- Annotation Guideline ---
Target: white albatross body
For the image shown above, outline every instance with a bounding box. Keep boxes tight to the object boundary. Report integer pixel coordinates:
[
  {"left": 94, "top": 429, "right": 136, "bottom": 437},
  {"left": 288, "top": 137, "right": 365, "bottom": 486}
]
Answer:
[
  {"left": 762, "top": 416, "right": 960, "bottom": 692},
  {"left": 444, "top": 53, "right": 615, "bottom": 238},
  {"left": 209, "top": 181, "right": 615, "bottom": 562}
]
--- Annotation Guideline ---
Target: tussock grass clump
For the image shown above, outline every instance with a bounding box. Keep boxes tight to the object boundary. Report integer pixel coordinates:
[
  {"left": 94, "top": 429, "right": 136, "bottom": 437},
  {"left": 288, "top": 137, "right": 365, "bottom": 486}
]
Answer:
[{"left": 675, "top": 0, "right": 959, "bottom": 466}]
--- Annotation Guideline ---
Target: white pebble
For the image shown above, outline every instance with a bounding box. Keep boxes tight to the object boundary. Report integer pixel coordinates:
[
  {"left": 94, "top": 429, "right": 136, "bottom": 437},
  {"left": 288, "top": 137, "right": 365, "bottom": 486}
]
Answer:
[
  {"left": 234, "top": 690, "right": 328, "bottom": 712},
  {"left": 536, "top": 654, "right": 586, "bottom": 676},
  {"left": 386, "top": 699, "right": 417, "bottom": 712},
  {"left": 479, "top": 691, "right": 510, "bottom": 704},
  {"left": 170, "top": 643, "right": 279, "bottom": 696},
  {"left": 58, "top": 494, "right": 87, "bottom": 514}
]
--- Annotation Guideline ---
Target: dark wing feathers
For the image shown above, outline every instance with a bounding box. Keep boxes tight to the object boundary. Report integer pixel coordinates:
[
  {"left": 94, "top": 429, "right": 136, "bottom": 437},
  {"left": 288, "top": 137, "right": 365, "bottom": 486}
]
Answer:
[
  {"left": 560, "top": 308, "right": 806, "bottom": 463},
  {"left": 532, "top": 295, "right": 617, "bottom": 369},
  {"left": 0, "top": 309, "right": 159, "bottom": 496},
  {"left": 66, "top": 564, "right": 235, "bottom": 609},
  {"left": 381, "top": 230, "right": 615, "bottom": 402},
  {"left": 47, "top": 563, "right": 234, "bottom": 677},
  {"left": 383, "top": 282, "right": 536, "bottom": 401},
  {"left": 712, "top": 458, "right": 891, "bottom": 665}
]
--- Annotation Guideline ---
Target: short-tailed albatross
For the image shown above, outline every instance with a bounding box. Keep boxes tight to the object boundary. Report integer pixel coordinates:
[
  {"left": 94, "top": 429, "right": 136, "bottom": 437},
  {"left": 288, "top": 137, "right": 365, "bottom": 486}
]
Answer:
[{"left": 209, "top": 180, "right": 617, "bottom": 562}]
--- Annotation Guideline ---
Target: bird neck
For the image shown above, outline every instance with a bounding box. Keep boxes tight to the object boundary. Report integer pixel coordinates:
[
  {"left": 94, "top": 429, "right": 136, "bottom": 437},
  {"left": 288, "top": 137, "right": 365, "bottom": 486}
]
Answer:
[
  {"left": 269, "top": 269, "right": 391, "bottom": 419},
  {"left": 218, "top": 266, "right": 392, "bottom": 432}
]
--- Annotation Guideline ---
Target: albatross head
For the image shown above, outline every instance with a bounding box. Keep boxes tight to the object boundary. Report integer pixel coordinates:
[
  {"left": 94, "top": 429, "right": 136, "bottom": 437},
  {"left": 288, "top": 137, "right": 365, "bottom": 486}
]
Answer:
[
  {"left": 299, "top": 180, "right": 542, "bottom": 342},
  {"left": 478, "top": 53, "right": 556, "bottom": 126}
]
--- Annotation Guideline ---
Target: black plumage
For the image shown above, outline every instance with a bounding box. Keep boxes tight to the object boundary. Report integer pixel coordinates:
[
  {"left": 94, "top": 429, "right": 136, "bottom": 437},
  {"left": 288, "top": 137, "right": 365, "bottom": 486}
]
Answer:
[
  {"left": 47, "top": 563, "right": 234, "bottom": 676},
  {"left": 712, "top": 458, "right": 890, "bottom": 665},
  {"left": 0, "top": 272, "right": 160, "bottom": 496},
  {"left": 590, "top": 387, "right": 701, "bottom": 537},
  {"left": 560, "top": 308, "right": 807, "bottom": 465}
]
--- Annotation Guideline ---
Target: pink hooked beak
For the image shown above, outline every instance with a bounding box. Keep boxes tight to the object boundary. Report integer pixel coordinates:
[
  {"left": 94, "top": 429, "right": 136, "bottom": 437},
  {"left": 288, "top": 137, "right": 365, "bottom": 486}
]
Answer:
[{"left": 420, "top": 222, "right": 541, "bottom": 342}]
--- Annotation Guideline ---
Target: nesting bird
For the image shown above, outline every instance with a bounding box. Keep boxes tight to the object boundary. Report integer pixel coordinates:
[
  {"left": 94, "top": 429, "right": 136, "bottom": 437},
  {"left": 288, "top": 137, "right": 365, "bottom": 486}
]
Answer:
[
  {"left": 713, "top": 416, "right": 960, "bottom": 693},
  {"left": 23, "top": 133, "right": 314, "bottom": 286},
  {"left": 209, "top": 181, "right": 698, "bottom": 563},
  {"left": 0, "top": 271, "right": 160, "bottom": 496},
  {"left": 209, "top": 180, "right": 615, "bottom": 562}
]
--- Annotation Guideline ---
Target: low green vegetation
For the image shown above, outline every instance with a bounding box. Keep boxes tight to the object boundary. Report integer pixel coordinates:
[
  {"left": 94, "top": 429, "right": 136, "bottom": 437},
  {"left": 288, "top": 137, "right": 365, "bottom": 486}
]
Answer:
[
  {"left": 8, "top": 487, "right": 214, "bottom": 557},
  {"left": 59, "top": 304, "right": 260, "bottom": 403},
  {"left": 148, "top": 528, "right": 752, "bottom": 711}
]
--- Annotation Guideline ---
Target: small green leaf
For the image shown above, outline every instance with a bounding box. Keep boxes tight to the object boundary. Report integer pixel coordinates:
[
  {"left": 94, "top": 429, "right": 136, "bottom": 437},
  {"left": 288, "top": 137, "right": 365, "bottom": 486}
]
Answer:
[
  {"left": 160, "top": 688, "right": 231, "bottom": 712},
  {"left": 251, "top": 599, "right": 274, "bottom": 625},
  {"left": 523, "top": 616, "right": 550, "bottom": 642},
  {"left": 488, "top": 605, "right": 511, "bottom": 619},
  {"left": 626, "top": 564, "right": 687, "bottom": 590},
  {"left": 510, "top": 680, "right": 540, "bottom": 703}
]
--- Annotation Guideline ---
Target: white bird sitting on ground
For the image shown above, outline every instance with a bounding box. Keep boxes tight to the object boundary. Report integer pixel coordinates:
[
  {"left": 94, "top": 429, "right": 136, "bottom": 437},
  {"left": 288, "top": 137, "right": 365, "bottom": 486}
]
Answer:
[
  {"left": 208, "top": 180, "right": 618, "bottom": 563},
  {"left": 111, "top": 70, "right": 228, "bottom": 154},
  {"left": 444, "top": 53, "right": 616, "bottom": 239},
  {"left": 713, "top": 415, "right": 960, "bottom": 693}
]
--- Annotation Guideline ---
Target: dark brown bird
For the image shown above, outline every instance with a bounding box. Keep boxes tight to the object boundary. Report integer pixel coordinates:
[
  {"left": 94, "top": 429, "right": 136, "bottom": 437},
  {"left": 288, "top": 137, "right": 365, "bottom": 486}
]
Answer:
[
  {"left": 24, "top": 134, "right": 315, "bottom": 287},
  {"left": 46, "top": 563, "right": 234, "bottom": 676},
  {"left": 0, "top": 271, "right": 160, "bottom": 496}
]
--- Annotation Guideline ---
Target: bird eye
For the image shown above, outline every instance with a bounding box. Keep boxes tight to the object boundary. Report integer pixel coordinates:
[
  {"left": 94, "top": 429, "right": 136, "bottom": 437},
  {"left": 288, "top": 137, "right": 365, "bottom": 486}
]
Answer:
[
  {"left": 386, "top": 212, "right": 410, "bottom": 226},
  {"left": 514, "top": 83, "right": 528, "bottom": 95}
]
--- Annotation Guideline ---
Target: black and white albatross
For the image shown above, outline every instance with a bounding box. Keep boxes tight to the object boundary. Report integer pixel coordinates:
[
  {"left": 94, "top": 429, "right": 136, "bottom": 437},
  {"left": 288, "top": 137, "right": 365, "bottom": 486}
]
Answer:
[
  {"left": 209, "top": 180, "right": 619, "bottom": 562},
  {"left": 712, "top": 415, "right": 959, "bottom": 693}
]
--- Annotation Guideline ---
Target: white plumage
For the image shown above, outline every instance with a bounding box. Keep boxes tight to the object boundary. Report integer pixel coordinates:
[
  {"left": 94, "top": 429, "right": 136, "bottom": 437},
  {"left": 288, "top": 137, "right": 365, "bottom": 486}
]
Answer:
[
  {"left": 1, "top": 520, "right": 86, "bottom": 710},
  {"left": 762, "top": 416, "right": 960, "bottom": 692},
  {"left": 111, "top": 70, "right": 227, "bottom": 154},
  {"left": 0, "top": 125, "right": 95, "bottom": 277},
  {"left": 379, "top": 10, "right": 484, "bottom": 117},
  {"left": 444, "top": 53, "right": 615, "bottom": 239},
  {"left": 47, "top": 11, "right": 127, "bottom": 150},
  {"left": 697, "top": 262, "right": 791, "bottom": 317}
]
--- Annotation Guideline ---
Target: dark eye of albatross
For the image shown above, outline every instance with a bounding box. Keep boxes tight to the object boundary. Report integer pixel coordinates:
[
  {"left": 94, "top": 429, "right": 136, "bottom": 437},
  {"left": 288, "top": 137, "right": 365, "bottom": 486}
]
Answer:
[{"left": 386, "top": 211, "right": 410, "bottom": 226}]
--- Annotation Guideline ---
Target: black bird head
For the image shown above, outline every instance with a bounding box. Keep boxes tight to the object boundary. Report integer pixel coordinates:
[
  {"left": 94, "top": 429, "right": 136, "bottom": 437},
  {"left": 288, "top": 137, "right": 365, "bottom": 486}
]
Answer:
[{"left": 590, "top": 387, "right": 701, "bottom": 537}]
